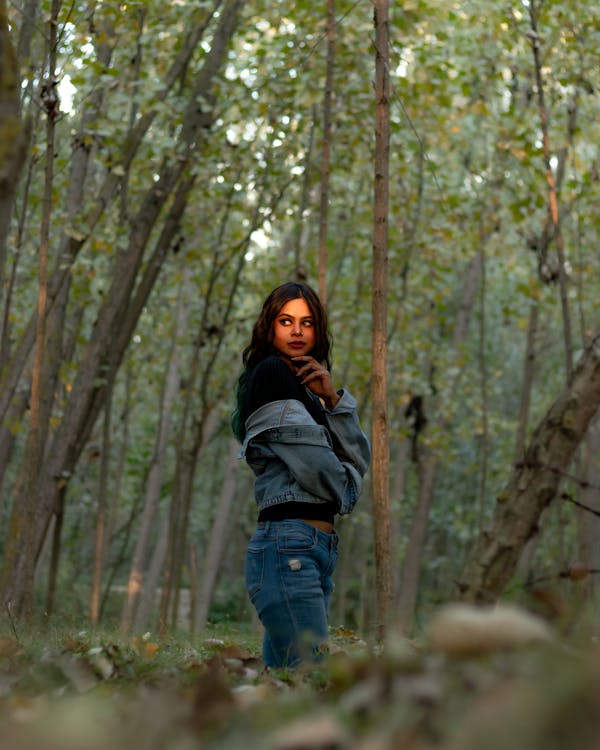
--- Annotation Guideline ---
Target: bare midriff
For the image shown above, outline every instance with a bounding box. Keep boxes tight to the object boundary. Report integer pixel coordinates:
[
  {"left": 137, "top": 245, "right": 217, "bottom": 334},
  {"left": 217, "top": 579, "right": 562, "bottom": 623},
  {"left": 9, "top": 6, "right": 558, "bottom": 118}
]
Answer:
[{"left": 301, "top": 519, "right": 334, "bottom": 534}]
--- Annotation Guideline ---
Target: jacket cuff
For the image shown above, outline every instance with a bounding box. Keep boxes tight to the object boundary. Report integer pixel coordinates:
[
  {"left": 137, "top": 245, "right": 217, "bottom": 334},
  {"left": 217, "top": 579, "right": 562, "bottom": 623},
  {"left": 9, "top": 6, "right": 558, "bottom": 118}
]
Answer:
[{"left": 325, "top": 388, "right": 357, "bottom": 414}]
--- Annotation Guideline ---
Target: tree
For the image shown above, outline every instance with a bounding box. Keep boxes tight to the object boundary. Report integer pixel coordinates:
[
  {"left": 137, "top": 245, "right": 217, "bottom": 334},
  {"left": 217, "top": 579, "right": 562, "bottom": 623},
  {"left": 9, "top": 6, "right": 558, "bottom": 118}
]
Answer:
[
  {"left": 0, "top": 0, "right": 246, "bottom": 618},
  {"left": 459, "top": 334, "right": 600, "bottom": 603},
  {"left": 0, "top": 0, "right": 24, "bottom": 297},
  {"left": 371, "top": 0, "right": 392, "bottom": 637}
]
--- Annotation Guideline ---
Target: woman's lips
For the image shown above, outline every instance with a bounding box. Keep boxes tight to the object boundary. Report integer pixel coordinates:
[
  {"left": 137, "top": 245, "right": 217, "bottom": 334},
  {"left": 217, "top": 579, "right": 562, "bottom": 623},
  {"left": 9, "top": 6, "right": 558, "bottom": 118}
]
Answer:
[{"left": 288, "top": 342, "right": 306, "bottom": 349}]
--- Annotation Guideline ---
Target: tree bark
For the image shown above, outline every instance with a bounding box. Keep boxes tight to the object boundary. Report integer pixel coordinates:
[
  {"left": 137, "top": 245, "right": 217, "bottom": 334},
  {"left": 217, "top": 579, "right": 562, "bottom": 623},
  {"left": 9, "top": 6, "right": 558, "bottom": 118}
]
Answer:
[
  {"left": 528, "top": 0, "right": 573, "bottom": 378},
  {"left": 395, "top": 252, "right": 483, "bottom": 633},
  {"left": 90, "top": 377, "right": 113, "bottom": 625},
  {"left": 514, "top": 301, "right": 540, "bottom": 463},
  {"left": 0, "top": 0, "right": 61, "bottom": 619},
  {"left": 576, "top": 416, "right": 600, "bottom": 606},
  {"left": 194, "top": 440, "right": 241, "bottom": 631},
  {"left": 120, "top": 276, "right": 189, "bottom": 634},
  {"left": 396, "top": 453, "right": 437, "bottom": 631},
  {"left": 0, "top": 0, "right": 25, "bottom": 296},
  {"left": 293, "top": 111, "right": 316, "bottom": 281},
  {"left": 317, "top": 0, "right": 335, "bottom": 306},
  {"left": 371, "top": 0, "right": 392, "bottom": 639},
  {"left": 459, "top": 333, "right": 600, "bottom": 603}
]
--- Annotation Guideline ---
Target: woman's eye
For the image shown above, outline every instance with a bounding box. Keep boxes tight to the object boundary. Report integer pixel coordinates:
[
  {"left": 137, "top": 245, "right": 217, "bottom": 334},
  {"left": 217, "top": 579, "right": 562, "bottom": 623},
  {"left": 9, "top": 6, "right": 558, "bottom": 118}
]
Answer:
[
  {"left": 279, "top": 318, "right": 291, "bottom": 326},
  {"left": 302, "top": 320, "right": 313, "bottom": 327}
]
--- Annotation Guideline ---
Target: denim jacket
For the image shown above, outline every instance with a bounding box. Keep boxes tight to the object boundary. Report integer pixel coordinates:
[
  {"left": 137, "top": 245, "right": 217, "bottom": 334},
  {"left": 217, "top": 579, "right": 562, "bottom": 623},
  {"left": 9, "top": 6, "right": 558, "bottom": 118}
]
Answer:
[{"left": 239, "top": 389, "right": 371, "bottom": 516}]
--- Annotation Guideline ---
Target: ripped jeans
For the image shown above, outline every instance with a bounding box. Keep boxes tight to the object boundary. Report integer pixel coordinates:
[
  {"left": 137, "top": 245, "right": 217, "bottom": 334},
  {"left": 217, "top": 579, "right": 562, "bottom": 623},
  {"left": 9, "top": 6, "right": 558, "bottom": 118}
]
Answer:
[{"left": 245, "top": 519, "right": 339, "bottom": 668}]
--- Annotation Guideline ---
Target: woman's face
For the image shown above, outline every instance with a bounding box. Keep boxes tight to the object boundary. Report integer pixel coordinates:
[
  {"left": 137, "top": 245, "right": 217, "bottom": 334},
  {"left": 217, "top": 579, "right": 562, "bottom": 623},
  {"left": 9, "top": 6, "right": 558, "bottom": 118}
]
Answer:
[{"left": 272, "top": 297, "right": 315, "bottom": 359}]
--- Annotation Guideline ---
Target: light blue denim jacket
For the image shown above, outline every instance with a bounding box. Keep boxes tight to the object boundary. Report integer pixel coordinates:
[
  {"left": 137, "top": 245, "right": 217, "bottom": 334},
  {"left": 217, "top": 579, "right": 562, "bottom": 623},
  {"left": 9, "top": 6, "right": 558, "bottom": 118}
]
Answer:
[{"left": 239, "top": 389, "right": 371, "bottom": 516}]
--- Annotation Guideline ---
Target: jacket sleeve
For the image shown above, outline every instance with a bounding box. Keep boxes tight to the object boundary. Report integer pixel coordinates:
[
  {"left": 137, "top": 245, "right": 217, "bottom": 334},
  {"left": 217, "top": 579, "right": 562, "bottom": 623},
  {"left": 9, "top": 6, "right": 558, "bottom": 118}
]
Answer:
[
  {"left": 249, "top": 394, "right": 371, "bottom": 516},
  {"left": 322, "top": 389, "right": 371, "bottom": 477}
]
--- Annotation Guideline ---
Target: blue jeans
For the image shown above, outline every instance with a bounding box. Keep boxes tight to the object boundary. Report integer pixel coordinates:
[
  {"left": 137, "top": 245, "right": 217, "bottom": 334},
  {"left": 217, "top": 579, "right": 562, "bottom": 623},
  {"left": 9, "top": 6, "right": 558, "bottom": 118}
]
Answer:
[{"left": 245, "top": 519, "right": 339, "bottom": 668}]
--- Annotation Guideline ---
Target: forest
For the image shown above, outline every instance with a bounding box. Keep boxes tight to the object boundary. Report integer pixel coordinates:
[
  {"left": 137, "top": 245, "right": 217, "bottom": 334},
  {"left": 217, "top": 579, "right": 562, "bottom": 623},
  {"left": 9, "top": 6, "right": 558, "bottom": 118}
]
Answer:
[{"left": 0, "top": 0, "right": 599, "bottom": 747}]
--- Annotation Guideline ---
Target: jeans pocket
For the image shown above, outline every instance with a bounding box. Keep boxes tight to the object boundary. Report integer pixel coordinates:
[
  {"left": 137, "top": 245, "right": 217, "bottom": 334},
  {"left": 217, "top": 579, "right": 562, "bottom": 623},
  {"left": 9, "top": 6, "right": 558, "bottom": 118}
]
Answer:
[
  {"left": 245, "top": 547, "right": 265, "bottom": 600},
  {"left": 278, "top": 529, "right": 317, "bottom": 554}
]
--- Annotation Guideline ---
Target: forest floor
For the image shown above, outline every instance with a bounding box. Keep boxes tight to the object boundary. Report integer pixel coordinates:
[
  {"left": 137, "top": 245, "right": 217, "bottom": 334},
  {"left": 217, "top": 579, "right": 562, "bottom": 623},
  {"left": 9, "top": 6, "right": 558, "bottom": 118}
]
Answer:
[{"left": 0, "top": 602, "right": 599, "bottom": 750}]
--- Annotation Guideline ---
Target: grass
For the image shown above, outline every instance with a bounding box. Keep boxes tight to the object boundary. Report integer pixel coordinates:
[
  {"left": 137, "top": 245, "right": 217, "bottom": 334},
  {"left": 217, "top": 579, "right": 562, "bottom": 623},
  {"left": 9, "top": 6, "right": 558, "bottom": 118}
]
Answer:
[{"left": 1, "top": 607, "right": 599, "bottom": 750}]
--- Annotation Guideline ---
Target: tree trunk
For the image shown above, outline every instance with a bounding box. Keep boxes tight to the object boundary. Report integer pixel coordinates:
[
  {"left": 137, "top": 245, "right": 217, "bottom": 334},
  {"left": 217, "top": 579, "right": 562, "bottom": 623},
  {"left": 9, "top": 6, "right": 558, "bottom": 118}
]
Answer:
[
  {"left": 575, "top": 415, "right": 600, "bottom": 607},
  {"left": 293, "top": 111, "right": 316, "bottom": 280},
  {"left": 90, "top": 378, "right": 113, "bottom": 625},
  {"left": 44, "top": 485, "right": 65, "bottom": 618},
  {"left": 396, "top": 253, "right": 483, "bottom": 633},
  {"left": 0, "top": 0, "right": 25, "bottom": 294},
  {"left": 317, "top": 0, "right": 335, "bottom": 305},
  {"left": 514, "top": 301, "right": 540, "bottom": 463},
  {"left": 513, "top": 301, "right": 542, "bottom": 581},
  {"left": 528, "top": 0, "right": 573, "bottom": 378},
  {"left": 134, "top": 510, "right": 170, "bottom": 632},
  {"left": 0, "top": 387, "right": 28, "bottom": 500},
  {"left": 371, "top": 0, "right": 392, "bottom": 640},
  {"left": 459, "top": 333, "right": 600, "bottom": 603},
  {"left": 396, "top": 454, "right": 437, "bottom": 632},
  {"left": 0, "top": 0, "right": 61, "bottom": 618},
  {"left": 120, "top": 277, "right": 189, "bottom": 634},
  {"left": 476, "top": 251, "right": 489, "bottom": 532},
  {"left": 158, "top": 408, "right": 220, "bottom": 632},
  {"left": 194, "top": 440, "right": 241, "bottom": 631}
]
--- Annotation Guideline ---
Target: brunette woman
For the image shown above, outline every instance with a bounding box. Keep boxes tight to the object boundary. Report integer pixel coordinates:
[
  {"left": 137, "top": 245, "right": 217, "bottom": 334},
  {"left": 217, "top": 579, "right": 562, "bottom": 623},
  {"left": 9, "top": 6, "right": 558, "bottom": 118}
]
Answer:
[{"left": 232, "top": 281, "right": 370, "bottom": 668}]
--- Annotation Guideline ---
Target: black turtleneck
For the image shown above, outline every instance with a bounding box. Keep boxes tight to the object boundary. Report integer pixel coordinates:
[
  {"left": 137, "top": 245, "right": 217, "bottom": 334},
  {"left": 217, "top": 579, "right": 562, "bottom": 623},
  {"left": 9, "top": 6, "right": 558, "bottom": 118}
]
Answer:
[{"left": 243, "top": 355, "right": 334, "bottom": 523}]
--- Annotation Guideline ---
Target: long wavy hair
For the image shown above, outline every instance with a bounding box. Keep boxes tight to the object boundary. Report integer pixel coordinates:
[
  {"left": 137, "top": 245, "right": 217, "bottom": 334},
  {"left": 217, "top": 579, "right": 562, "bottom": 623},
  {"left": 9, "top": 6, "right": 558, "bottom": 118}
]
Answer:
[{"left": 232, "top": 281, "right": 332, "bottom": 440}]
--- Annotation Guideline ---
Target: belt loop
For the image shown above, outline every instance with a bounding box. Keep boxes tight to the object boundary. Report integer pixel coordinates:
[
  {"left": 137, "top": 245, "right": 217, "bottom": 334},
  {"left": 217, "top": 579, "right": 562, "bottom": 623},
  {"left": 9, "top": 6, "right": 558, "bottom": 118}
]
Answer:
[{"left": 264, "top": 521, "right": 271, "bottom": 533}]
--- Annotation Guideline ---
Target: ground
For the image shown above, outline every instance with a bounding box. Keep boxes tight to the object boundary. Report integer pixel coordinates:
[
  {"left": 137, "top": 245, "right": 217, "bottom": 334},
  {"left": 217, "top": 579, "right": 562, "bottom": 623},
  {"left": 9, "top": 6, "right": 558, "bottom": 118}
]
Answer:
[{"left": 0, "top": 604, "right": 599, "bottom": 750}]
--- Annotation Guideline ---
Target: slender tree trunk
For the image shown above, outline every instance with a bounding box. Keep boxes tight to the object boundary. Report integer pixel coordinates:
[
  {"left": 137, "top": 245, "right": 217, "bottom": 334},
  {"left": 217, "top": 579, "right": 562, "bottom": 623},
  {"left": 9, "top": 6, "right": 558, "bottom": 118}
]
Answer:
[
  {"left": 90, "top": 378, "right": 113, "bottom": 625},
  {"left": 477, "top": 250, "right": 489, "bottom": 531},
  {"left": 292, "top": 110, "right": 316, "bottom": 280},
  {"left": 514, "top": 301, "right": 540, "bottom": 463},
  {"left": 194, "top": 440, "right": 241, "bottom": 631},
  {"left": 577, "top": 417, "right": 600, "bottom": 607},
  {"left": 391, "top": 438, "right": 409, "bottom": 602},
  {"left": 528, "top": 0, "right": 573, "bottom": 378},
  {"left": 135, "top": 510, "right": 170, "bottom": 632},
  {"left": 396, "top": 252, "right": 483, "bottom": 633},
  {"left": 513, "top": 301, "right": 542, "bottom": 581},
  {"left": 0, "top": 79, "right": 38, "bottom": 368},
  {"left": 371, "top": 0, "right": 392, "bottom": 640},
  {"left": 396, "top": 455, "right": 437, "bottom": 631},
  {"left": 0, "top": 387, "right": 28, "bottom": 500},
  {"left": 317, "top": 0, "right": 335, "bottom": 305},
  {"left": 459, "top": 334, "right": 600, "bottom": 603},
  {"left": 0, "top": 0, "right": 25, "bottom": 294},
  {"left": 158, "top": 409, "right": 220, "bottom": 632},
  {"left": 44, "top": 486, "right": 65, "bottom": 618},
  {"left": 0, "top": 0, "right": 61, "bottom": 618},
  {"left": 121, "top": 278, "right": 188, "bottom": 634}
]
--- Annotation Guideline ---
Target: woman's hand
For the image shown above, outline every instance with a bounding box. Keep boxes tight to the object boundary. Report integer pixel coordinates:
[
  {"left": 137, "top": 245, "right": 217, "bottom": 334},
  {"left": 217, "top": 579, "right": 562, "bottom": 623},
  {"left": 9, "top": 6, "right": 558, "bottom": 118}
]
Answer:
[{"left": 292, "top": 356, "right": 340, "bottom": 410}]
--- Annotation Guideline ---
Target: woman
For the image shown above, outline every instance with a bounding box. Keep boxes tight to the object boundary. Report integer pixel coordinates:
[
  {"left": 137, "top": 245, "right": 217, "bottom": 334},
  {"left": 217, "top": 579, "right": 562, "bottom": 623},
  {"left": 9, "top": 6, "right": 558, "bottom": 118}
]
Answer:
[{"left": 232, "top": 281, "right": 371, "bottom": 668}]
